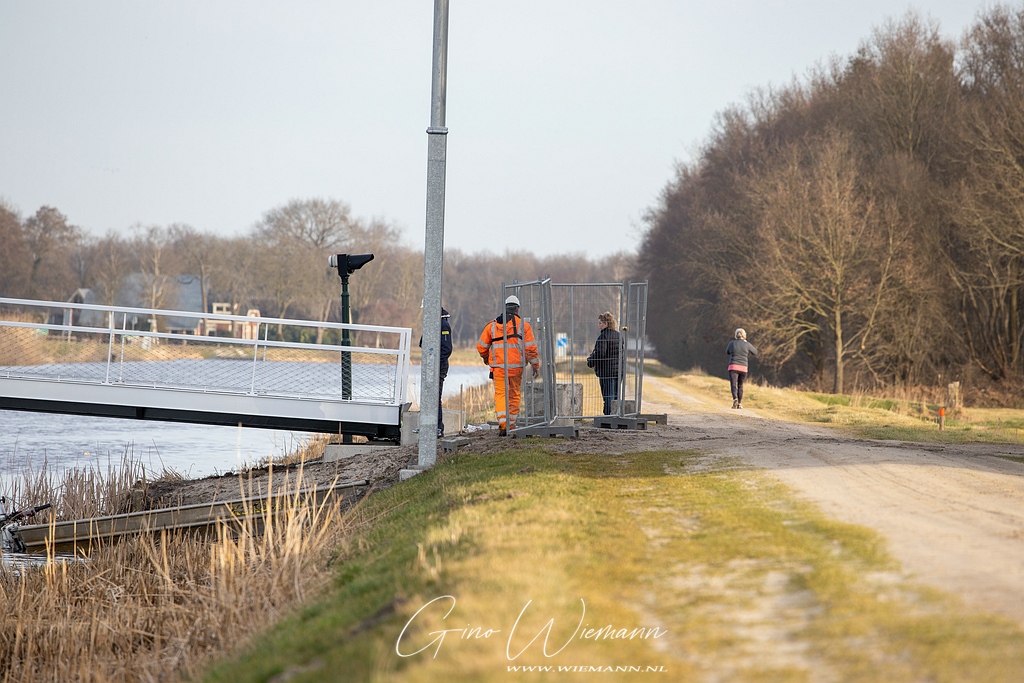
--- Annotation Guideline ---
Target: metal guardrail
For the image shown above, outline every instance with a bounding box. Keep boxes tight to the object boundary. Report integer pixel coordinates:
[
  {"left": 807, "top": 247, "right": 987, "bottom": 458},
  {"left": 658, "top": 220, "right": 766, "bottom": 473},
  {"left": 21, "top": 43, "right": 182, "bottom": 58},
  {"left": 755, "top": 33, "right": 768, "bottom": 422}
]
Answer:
[{"left": 0, "top": 297, "right": 412, "bottom": 436}]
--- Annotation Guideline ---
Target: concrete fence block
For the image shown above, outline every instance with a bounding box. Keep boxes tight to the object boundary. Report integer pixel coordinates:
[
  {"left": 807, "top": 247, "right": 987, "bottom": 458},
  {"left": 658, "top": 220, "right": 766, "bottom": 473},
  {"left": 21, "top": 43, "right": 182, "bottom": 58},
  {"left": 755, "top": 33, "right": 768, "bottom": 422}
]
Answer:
[
  {"left": 611, "top": 399, "right": 637, "bottom": 415},
  {"left": 523, "top": 382, "right": 584, "bottom": 424},
  {"left": 323, "top": 444, "right": 399, "bottom": 462},
  {"left": 401, "top": 409, "right": 467, "bottom": 445}
]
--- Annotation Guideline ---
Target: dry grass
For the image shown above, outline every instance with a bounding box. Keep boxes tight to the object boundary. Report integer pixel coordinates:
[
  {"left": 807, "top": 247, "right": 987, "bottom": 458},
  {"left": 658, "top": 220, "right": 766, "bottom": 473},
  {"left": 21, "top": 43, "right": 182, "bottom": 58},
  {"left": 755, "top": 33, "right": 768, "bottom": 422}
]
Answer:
[
  {"left": 2, "top": 449, "right": 152, "bottom": 522},
  {"left": 442, "top": 382, "right": 493, "bottom": 424},
  {"left": 0, "top": 457, "right": 359, "bottom": 682},
  {"left": 267, "top": 434, "right": 333, "bottom": 467},
  {"left": 643, "top": 361, "right": 1024, "bottom": 444},
  {"left": 0, "top": 316, "right": 49, "bottom": 366}
]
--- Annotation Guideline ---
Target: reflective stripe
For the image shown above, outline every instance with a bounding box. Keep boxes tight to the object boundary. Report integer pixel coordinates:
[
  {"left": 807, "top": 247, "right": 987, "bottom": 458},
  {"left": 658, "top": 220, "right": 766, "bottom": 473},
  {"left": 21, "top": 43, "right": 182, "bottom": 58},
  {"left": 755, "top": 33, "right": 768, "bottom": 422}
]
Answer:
[{"left": 490, "top": 360, "right": 525, "bottom": 368}]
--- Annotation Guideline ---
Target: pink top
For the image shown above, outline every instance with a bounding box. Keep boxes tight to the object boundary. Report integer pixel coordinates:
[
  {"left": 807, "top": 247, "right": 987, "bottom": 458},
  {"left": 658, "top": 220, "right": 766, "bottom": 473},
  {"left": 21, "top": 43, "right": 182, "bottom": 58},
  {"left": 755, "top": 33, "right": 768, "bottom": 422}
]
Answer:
[{"left": 727, "top": 363, "right": 748, "bottom": 372}]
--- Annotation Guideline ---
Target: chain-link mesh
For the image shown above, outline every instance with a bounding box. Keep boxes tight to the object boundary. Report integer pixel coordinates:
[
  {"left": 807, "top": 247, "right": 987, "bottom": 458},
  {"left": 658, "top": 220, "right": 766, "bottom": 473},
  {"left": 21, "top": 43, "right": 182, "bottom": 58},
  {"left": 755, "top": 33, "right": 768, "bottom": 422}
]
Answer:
[
  {"left": 0, "top": 299, "right": 410, "bottom": 405},
  {"left": 503, "top": 280, "right": 649, "bottom": 426}
]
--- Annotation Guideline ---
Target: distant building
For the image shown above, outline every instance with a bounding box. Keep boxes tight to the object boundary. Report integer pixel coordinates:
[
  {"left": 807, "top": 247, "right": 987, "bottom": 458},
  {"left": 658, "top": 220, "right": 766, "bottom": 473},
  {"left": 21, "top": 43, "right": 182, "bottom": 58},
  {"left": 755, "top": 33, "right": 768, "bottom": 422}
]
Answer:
[
  {"left": 204, "top": 302, "right": 262, "bottom": 339},
  {"left": 59, "top": 288, "right": 106, "bottom": 328},
  {"left": 203, "top": 302, "right": 236, "bottom": 336},
  {"left": 118, "top": 274, "right": 204, "bottom": 334},
  {"left": 50, "top": 275, "right": 206, "bottom": 334},
  {"left": 51, "top": 277, "right": 262, "bottom": 340}
]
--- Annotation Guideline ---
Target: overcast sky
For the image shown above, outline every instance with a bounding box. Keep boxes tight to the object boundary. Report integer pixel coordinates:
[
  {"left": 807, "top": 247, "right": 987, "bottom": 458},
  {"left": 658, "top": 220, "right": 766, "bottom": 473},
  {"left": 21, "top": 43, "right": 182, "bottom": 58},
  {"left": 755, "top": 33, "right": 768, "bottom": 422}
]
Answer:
[{"left": 0, "top": 1, "right": 998, "bottom": 258}]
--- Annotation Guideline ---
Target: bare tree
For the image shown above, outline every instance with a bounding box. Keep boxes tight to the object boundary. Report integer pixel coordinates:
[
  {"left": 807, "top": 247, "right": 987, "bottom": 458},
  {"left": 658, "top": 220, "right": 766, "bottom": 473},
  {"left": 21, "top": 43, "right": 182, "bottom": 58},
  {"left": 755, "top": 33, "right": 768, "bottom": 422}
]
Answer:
[
  {"left": 208, "top": 236, "right": 259, "bottom": 318},
  {"left": 22, "top": 206, "right": 82, "bottom": 301},
  {"left": 86, "top": 231, "right": 133, "bottom": 306},
  {"left": 131, "top": 225, "right": 182, "bottom": 330},
  {"left": 941, "top": 3, "right": 1024, "bottom": 381},
  {"left": 839, "top": 13, "right": 959, "bottom": 166},
  {"left": 0, "top": 201, "right": 29, "bottom": 298},
  {"left": 252, "top": 198, "right": 358, "bottom": 339},
  {"left": 169, "top": 224, "right": 219, "bottom": 317},
  {"left": 353, "top": 244, "right": 421, "bottom": 346},
  {"left": 740, "top": 132, "right": 899, "bottom": 393},
  {"left": 338, "top": 218, "right": 419, "bottom": 344}
]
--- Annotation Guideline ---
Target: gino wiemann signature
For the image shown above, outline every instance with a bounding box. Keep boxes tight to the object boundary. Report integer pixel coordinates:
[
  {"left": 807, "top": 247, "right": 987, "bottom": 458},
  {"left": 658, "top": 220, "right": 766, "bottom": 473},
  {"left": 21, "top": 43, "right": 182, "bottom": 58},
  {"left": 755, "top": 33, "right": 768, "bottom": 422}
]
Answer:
[{"left": 395, "top": 596, "right": 667, "bottom": 660}]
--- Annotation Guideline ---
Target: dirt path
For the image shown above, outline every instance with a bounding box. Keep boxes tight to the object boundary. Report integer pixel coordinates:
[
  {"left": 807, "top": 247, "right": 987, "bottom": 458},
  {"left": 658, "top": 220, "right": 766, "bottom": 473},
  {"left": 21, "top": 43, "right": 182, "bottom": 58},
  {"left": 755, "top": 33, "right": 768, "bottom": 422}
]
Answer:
[{"left": 638, "top": 375, "right": 1024, "bottom": 627}]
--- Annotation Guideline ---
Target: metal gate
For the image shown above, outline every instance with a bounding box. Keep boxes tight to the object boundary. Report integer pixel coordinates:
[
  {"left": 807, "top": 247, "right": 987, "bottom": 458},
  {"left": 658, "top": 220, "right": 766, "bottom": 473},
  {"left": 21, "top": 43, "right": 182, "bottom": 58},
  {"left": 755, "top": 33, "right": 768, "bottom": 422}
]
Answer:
[{"left": 500, "top": 279, "right": 648, "bottom": 436}]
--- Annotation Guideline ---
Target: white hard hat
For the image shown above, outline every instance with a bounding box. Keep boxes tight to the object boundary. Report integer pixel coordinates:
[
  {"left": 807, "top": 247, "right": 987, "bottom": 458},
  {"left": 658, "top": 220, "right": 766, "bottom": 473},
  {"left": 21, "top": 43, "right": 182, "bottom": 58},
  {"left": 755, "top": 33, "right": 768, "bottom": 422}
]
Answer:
[{"left": 505, "top": 295, "right": 520, "bottom": 306}]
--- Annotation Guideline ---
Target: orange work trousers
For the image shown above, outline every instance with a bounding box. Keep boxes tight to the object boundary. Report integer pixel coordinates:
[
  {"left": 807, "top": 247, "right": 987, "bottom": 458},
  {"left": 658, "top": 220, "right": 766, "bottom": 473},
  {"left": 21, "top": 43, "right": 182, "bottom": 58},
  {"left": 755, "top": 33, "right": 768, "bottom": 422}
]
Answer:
[{"left": 493, "top": 370, "right": 523, "bottom": 430}]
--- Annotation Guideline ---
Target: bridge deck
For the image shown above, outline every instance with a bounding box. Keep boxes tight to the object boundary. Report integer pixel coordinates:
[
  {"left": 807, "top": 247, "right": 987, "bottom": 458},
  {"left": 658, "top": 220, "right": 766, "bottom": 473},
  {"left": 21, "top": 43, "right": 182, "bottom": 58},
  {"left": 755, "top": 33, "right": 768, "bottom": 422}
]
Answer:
[{"left": 0, "top": 297, "right": 412, "bottom": 439}]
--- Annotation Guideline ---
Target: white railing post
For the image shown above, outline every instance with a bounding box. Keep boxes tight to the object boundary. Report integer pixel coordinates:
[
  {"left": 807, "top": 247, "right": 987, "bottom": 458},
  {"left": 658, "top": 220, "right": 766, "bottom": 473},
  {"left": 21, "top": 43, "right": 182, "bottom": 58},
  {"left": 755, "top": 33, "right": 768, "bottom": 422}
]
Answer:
[
  {"left": 250, "top": 322, "right": 262, "bottom": 394},
  {"left": 105, "top": 310, "right": 115, "bottom": 384},
  {"left": 119, "top": 313, "right": 128, "bottom": 383}
]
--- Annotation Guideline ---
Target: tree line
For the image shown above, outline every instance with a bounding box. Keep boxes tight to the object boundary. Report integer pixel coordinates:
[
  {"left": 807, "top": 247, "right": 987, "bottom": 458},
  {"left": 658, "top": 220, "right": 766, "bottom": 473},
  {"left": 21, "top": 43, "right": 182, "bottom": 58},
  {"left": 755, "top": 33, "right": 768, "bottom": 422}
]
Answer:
[
  {"left": 638, "top": 5, "right": 1024, "bottom": 398},
  {"left": 0, "top": 197, "right": 634, "bottom": 348}
]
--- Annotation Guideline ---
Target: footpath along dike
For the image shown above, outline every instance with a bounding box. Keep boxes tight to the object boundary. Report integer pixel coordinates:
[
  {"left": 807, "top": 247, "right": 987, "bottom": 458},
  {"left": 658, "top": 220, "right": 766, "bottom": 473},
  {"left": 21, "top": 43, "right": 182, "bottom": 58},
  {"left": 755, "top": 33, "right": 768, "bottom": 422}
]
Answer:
[{"left": 201, "top": 376, "right": 1024, "bottom": 682}]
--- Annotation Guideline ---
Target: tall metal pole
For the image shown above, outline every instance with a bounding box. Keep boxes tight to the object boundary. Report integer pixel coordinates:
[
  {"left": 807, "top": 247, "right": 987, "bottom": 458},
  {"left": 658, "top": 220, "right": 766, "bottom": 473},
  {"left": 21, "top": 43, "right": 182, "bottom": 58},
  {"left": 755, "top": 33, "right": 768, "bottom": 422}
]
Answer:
[
  {"left": 340, "top": 274, "right": 353, "bottom": 443},
  {"left": 418, "top": 0, "right": 450, "bottom": 468},
  {"left": 341, "top": 275, "right": 352, "bottom": 400}
]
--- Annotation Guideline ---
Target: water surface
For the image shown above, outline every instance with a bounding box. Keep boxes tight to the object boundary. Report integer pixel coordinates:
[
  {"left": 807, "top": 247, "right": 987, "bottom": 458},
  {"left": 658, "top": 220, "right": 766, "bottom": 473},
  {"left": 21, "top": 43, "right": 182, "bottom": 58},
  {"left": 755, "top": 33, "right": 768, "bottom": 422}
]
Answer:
[{"left": 0, "top": 365, "right": 489, "bottom": 484}]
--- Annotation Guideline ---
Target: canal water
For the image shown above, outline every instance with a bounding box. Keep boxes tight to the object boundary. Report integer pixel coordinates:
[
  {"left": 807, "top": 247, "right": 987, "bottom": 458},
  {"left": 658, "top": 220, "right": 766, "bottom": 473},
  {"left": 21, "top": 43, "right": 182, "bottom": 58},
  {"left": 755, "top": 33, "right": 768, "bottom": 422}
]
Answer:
[{"left": 0, "top": 365, "right": 489, "bottom": 484}]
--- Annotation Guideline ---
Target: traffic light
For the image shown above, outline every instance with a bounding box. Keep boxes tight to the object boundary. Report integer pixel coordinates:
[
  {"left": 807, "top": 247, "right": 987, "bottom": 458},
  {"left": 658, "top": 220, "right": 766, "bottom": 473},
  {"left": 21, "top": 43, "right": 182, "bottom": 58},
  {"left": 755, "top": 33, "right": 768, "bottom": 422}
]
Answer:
[{"left": 328, "top": 253, "right": 374, "bottom": 276}]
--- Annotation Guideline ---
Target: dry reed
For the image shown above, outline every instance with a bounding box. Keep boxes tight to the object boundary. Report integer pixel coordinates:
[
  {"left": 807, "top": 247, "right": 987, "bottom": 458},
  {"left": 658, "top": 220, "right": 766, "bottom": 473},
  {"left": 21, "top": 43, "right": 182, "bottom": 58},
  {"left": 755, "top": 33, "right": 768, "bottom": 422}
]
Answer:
[
  {"left": 441, "top": 382, "right": 493, "bottom": 424},
  {"left": 0, "top": 461, "right": 358, "bottom": 682},
  {"left": 1, "top": 448, "right": 151, "bottom": 522}
]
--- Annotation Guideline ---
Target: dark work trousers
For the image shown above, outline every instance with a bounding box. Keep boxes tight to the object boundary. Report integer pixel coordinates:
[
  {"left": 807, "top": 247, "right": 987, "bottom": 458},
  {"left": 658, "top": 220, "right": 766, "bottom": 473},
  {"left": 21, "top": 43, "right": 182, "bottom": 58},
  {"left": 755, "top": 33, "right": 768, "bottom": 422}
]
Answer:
[
  {"left": 437, "top": 375, "right": 446, "bottom": 435},
  {"left": 729, "top": 370, "right": 747, "bottom": 402},
  {"left": 599, "top": 376, "right": 619, "bottom": 415}
]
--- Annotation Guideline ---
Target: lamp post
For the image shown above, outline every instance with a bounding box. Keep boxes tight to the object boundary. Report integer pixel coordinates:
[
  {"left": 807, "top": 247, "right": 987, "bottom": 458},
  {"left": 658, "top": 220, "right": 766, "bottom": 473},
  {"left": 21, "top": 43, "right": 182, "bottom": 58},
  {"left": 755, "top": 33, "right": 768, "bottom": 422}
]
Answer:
[
  {"left": 418, "top": 0, "right": 450, "bottom": 469},
  {"left": 329, "top": 253, "right": 374, "bottom": 403}
]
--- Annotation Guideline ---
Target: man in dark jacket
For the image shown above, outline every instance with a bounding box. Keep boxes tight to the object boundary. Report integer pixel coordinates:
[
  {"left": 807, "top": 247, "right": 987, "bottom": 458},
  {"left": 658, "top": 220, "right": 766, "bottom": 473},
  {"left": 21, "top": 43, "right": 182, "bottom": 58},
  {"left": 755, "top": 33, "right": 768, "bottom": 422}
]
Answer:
[
  {"left": 587, "top": 311, "right": 621, "bottom": 415},
  {"left": 420, "top": 307, "right": 453, "bottom": 437}
]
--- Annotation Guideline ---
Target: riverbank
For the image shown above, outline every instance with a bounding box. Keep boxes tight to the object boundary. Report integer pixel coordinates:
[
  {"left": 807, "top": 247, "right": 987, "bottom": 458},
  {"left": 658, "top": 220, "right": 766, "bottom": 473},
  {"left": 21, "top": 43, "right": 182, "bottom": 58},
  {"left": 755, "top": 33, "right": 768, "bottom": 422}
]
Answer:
[
  {"left": 204, "top": 401, "right": 1024, "bottom": 682},
  {"left": 5, "top": 370, "right": 1024, "bottom": 681}
]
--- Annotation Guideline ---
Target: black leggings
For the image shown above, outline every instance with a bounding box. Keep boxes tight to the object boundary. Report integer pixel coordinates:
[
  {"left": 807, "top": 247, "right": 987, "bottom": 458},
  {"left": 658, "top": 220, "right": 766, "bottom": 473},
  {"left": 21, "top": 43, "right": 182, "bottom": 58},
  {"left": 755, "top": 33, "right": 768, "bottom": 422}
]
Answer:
[{"left": 729, "top": 370, "right": 747, "bottom": 402}]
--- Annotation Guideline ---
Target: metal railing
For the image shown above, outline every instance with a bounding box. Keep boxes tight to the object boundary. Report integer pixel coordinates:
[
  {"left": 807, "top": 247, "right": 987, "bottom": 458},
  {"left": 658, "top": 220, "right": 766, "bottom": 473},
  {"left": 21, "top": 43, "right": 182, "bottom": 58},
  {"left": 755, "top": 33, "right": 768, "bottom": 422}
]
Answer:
[{"left": 0, "top": 297, "right": 412, "bottom": 407}]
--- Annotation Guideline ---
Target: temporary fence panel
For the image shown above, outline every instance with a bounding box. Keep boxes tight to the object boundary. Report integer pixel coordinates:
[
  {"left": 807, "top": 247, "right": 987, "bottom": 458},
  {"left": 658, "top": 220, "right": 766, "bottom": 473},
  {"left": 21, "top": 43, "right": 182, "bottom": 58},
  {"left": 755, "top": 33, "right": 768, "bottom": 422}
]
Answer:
[
  {"left": 500, "top": 280, "right": 648, "bottom": 428},
  {"left": 621, "top": 280, "right": 649, "bottom": 416}
]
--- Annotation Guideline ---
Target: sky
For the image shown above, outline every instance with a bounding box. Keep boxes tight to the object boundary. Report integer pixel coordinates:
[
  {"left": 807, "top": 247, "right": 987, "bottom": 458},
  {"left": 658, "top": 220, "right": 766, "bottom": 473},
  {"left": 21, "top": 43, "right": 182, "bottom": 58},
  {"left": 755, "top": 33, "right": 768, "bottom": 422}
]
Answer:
[{"left": 0, "top": 1, "right": 1000, "bottom": 259}]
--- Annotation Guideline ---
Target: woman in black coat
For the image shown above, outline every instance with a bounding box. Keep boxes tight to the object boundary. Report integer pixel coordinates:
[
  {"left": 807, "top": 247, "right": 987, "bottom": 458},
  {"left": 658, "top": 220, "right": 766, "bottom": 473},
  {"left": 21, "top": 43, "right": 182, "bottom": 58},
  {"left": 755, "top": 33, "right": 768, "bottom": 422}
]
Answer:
[{"left": 587, "top": 311, "right": 621, "bottom": 415}]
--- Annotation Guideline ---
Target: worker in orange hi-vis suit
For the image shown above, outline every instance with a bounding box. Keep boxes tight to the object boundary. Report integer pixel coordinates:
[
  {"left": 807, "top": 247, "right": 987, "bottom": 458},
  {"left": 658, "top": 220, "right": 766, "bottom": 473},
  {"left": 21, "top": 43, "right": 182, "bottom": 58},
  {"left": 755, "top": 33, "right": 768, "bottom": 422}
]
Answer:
[{"left": 476, "top": 295, "right": 541, "bottom": 436}]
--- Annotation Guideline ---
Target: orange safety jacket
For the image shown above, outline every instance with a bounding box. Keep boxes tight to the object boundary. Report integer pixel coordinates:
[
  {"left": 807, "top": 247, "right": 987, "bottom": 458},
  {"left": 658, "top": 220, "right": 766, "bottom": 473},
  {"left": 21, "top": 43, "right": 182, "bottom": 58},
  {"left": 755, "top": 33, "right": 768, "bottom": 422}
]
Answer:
[{"left": 477, "top": 313, "right": 540, "bottom": 374}]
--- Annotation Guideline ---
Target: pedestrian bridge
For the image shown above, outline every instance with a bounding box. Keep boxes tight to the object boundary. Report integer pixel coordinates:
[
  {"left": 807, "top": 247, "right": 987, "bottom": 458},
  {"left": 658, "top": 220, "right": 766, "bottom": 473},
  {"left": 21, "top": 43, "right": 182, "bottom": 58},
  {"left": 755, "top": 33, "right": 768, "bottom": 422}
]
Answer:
[{"left": 0, "top": 297, "right": 412, "bottom": 440}]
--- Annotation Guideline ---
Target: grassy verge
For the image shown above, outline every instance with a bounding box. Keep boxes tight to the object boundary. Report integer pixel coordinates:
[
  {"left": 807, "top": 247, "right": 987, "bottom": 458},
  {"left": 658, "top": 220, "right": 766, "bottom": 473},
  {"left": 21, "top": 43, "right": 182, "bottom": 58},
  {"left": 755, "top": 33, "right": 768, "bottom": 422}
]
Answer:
[
  {"left": 205, "top": 446, "right": 1024, "bottom": 682},
  {"left": 645, "top": 364, "right": 1024, "bottom": 445}
]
